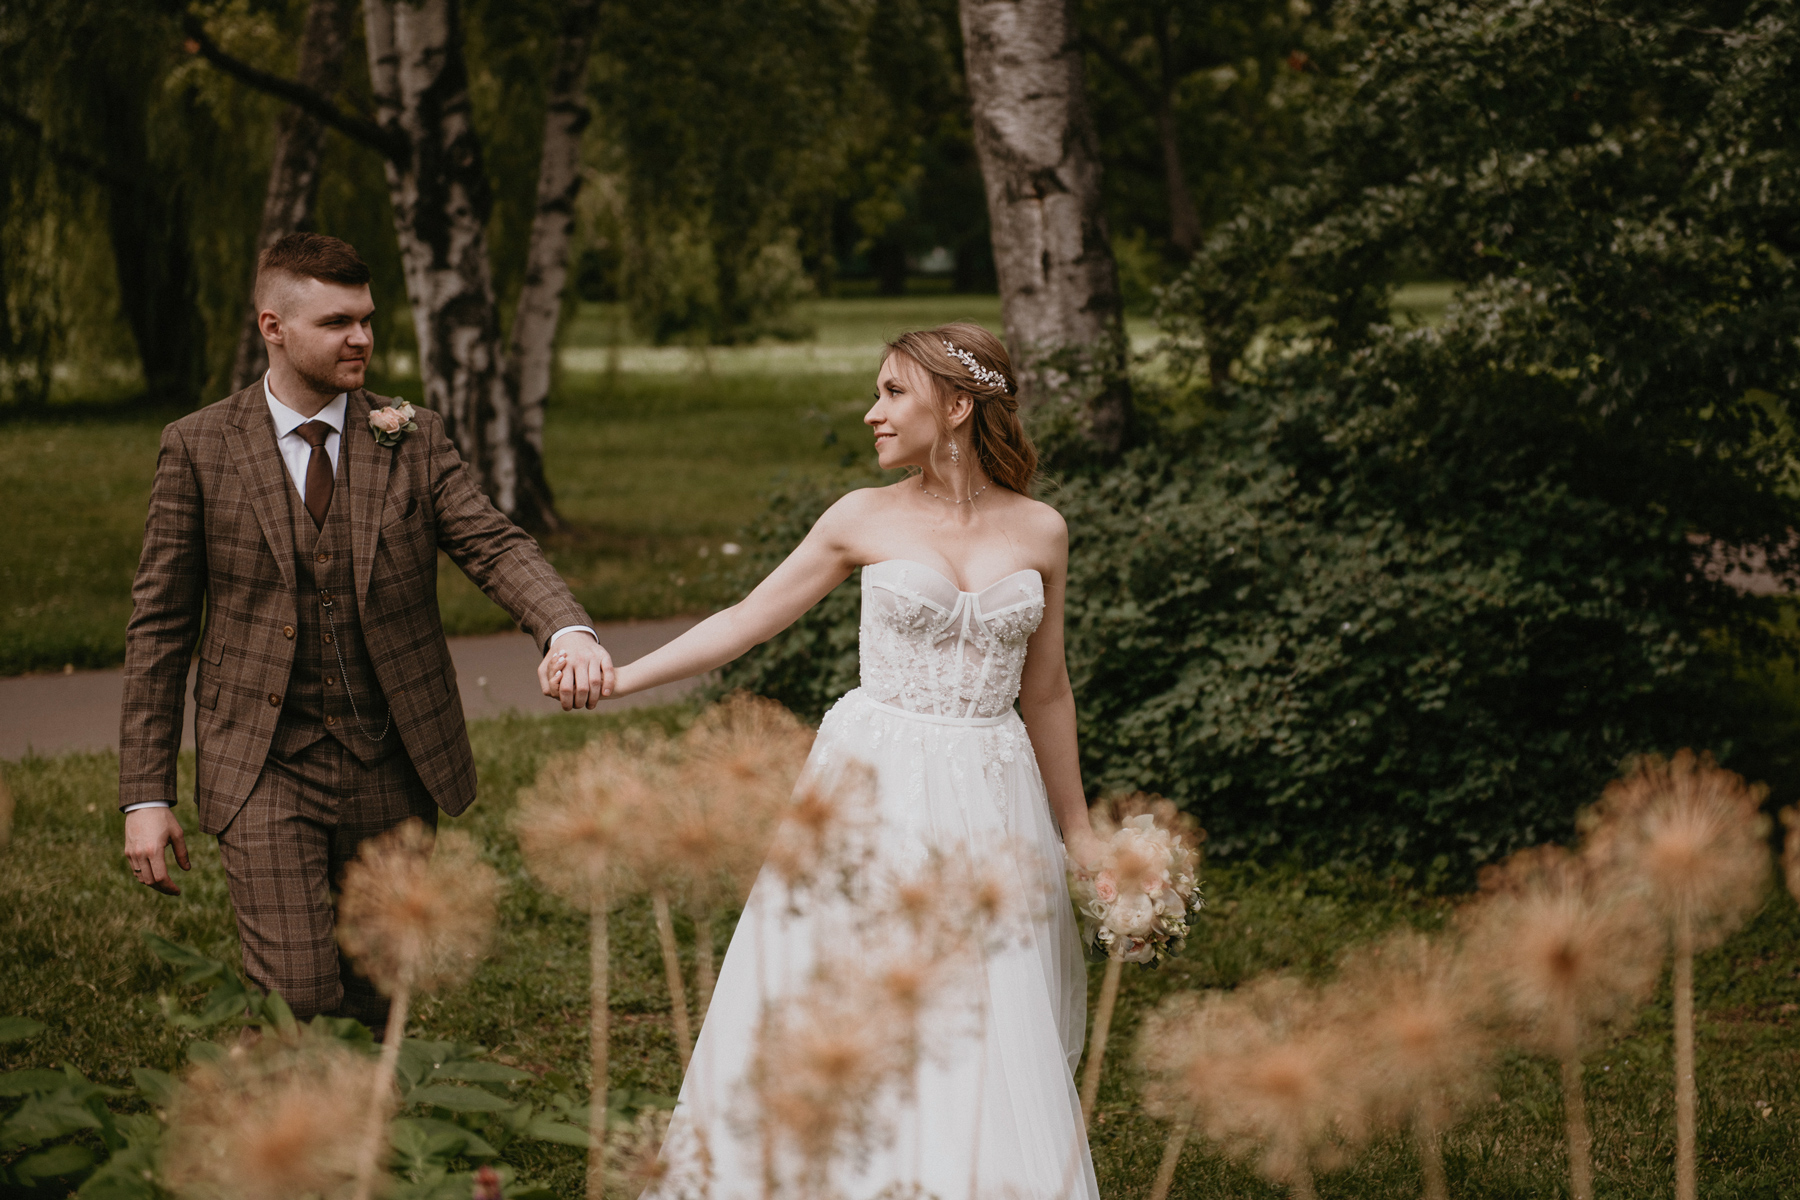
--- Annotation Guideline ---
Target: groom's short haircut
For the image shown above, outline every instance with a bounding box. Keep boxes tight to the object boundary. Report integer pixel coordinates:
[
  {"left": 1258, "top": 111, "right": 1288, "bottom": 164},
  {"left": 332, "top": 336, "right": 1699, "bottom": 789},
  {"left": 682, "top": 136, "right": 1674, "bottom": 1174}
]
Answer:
[{"left": 255, "top": 233, "right": 372, "bottom": 312}]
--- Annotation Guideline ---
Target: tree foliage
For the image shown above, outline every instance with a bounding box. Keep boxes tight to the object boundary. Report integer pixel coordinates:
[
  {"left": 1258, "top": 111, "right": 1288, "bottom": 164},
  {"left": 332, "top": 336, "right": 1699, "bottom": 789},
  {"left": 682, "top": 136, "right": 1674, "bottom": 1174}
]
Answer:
[{"left": 725, "top": 0, "right": 1800, "bottom": 874}]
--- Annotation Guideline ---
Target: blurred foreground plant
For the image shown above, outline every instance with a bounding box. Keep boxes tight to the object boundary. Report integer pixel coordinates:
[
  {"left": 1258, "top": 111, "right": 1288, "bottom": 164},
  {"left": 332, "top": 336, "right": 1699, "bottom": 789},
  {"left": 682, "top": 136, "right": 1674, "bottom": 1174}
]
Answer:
[
  {"left": 336, "top": 822, "right": 501, "bottom": 1200},
  {"left": 1581, "top": 750, "right": 1770, "bottom": 1200}
]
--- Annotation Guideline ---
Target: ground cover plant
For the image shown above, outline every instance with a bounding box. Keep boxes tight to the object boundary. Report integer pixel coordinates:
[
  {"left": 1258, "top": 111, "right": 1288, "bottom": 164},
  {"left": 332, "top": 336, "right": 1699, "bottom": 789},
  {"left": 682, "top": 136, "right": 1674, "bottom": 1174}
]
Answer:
[{"left": 5, "top": 708, "right": 1799, "bottom": 1198}]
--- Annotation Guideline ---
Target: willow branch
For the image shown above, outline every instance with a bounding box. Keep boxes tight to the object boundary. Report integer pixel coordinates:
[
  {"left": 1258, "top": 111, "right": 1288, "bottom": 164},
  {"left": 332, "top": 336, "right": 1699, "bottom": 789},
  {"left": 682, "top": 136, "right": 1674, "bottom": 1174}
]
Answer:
[{"left": 180, "top": 12, "right": 405, "bottom": 160}]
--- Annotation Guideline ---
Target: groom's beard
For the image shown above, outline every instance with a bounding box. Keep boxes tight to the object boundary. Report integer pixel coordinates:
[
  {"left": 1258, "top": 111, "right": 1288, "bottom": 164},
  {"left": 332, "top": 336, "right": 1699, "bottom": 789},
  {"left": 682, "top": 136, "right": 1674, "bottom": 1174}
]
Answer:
[{"left": 295, "top": 355, "right": 367, "bottom": 396}]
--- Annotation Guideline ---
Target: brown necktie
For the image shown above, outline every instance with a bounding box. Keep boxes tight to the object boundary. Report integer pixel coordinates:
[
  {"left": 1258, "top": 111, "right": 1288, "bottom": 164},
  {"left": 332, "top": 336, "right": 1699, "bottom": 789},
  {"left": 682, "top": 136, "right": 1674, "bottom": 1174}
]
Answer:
[{"left": 296, "top": 420, "right": 335, "bottom": 528}]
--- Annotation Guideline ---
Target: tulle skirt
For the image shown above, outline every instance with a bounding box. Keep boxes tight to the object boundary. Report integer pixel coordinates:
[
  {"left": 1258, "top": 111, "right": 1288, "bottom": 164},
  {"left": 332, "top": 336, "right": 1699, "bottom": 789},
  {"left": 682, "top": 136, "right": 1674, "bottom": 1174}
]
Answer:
[{"left": 650, "top": 688, "right": 1099, "bottom": 1200}]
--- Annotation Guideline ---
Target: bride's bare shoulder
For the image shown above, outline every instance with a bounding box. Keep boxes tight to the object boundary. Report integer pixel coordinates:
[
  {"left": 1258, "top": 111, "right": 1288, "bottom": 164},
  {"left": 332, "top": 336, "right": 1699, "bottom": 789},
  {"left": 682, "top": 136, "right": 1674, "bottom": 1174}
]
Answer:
[{"left": 1004, "top": 491, "right": 1068, "bottom": 547}]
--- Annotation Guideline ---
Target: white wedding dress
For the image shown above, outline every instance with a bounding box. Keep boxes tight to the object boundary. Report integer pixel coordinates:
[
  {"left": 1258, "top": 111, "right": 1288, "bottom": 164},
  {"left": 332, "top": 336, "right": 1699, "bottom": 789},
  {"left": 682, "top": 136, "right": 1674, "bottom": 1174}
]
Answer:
[{"left": 651, "top": 559, "right": 1100, "bottom": 1199}]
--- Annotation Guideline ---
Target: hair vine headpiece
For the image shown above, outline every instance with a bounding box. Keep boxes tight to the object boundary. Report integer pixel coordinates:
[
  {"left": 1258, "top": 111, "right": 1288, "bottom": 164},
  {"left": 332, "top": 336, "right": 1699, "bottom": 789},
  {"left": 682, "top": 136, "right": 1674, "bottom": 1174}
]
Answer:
[{"left": 942, "top": 340, "right": 1011, "bottom": 393}]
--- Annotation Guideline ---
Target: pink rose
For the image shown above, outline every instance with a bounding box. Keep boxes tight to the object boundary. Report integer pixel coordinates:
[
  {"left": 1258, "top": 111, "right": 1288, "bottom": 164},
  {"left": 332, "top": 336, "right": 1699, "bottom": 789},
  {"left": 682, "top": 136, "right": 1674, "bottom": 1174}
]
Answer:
[
  {"left": 370, "top": 407, "right": 408, "bottom": 434},
  {"left": 1094, "top": 873, "right": 1118, "bottom": 903}
]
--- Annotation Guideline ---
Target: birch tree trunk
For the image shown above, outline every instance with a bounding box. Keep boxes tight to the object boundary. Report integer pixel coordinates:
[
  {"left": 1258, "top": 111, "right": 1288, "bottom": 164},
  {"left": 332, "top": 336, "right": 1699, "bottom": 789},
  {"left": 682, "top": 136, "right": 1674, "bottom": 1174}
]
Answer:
[
  {"left": 960, "top": 0, "right": 1132, "bottom": 454},
  {"left": 365, "top": 0, "right": 522, "bottom": 515},
  {"left": 503, "top": 0, "right": 602, "bottom": 532},
  {"left": 229, "top": 0, "right": 353, "bottom": 393}
]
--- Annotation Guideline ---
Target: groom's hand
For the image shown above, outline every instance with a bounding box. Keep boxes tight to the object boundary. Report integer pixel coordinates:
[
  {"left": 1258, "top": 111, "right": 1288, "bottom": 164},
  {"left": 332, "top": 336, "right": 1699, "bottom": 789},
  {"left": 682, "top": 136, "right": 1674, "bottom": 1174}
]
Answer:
[
  {"left": 539, "top": 630, "right": 615, "bottom": 710},
  {"left": 123, "top": 807, "right": 191, "bottom": 895}
]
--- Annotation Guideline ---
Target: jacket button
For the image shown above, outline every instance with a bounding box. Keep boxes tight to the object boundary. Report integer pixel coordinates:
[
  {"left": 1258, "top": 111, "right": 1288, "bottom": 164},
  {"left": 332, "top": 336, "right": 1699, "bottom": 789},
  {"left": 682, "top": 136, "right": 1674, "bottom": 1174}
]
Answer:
[
  {"left": 323, "top": 632, "right": 334, "bottom": 645},
  {"left": 268, "top": 693, "right": 281, "bottom": 706},
  {"left": 282, "top": 625, "right": 295, "bottom": 639},
  {"left": 325, "top": 715, "right": 338, "bottom": 727}
]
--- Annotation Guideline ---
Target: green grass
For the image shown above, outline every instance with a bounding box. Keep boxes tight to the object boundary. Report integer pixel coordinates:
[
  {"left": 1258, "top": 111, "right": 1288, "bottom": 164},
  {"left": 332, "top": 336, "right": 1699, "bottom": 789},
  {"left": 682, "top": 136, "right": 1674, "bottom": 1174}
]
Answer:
[
  {"left": 0, "top": 294, "right": 962, "bottom": 676},
  {"left": 5, "top": 716, "right": 1798, "bottom": 1198}
]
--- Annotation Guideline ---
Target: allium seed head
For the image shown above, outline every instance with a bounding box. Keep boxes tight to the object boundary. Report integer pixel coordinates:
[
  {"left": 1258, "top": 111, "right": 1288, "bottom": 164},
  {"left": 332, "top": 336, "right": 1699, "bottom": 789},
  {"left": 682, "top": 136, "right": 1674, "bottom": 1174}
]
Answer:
[
  {"left": 1582, "top": 750, "right": 1771, "bottom": 948},
  {"left": 336, "top": 821, "right": 499, "bottom": 996},
  {"left": 1465, "top": 845, "right": 1662, "bottom": 1059},
  {"left": 163, "top": 1037, "right": 372, "bottom": 1200}
]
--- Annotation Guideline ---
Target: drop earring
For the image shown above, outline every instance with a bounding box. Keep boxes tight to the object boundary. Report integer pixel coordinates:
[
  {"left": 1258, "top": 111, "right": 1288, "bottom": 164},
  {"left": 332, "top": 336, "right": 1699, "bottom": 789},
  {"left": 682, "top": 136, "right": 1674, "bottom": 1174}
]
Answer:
[{"left": 949, "top": 436, "right": 960, "bottom": 465}]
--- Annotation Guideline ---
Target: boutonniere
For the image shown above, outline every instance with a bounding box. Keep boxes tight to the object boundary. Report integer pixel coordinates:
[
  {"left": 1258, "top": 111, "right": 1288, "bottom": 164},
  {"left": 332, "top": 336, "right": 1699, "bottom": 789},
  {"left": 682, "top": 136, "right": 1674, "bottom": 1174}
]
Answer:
[{"left": 368, "top": 401, "right": 418, "bottom": 447}]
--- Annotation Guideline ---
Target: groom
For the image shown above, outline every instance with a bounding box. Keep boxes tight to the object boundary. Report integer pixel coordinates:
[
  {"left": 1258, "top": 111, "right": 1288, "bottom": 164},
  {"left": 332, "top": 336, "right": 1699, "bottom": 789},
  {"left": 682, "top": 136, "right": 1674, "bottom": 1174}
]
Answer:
[{"left": 119, "top": 232, "right": 614, "bottom": 1026}]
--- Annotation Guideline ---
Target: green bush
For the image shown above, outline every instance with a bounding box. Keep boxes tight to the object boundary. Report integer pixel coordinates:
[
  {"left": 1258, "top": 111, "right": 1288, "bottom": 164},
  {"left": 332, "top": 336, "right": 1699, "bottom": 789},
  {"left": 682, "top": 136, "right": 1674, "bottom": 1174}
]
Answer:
[{"left": 724, "top": 0, "right": 1800, "bottom": 875}]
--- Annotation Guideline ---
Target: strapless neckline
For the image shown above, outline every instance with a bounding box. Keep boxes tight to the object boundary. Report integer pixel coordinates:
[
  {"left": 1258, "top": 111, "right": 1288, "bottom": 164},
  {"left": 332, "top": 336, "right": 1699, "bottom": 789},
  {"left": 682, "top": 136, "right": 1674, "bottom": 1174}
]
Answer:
[{"left": 867, "top": 558, "right": 1042, "bottom": 598}]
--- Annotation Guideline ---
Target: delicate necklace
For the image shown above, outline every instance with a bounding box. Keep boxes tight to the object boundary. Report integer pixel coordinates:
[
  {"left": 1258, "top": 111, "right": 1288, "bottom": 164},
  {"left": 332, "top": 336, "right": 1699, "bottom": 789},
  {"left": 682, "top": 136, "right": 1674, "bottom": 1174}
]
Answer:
[{"left": 918, "top": 475, "right": 989, "bottom": 505}]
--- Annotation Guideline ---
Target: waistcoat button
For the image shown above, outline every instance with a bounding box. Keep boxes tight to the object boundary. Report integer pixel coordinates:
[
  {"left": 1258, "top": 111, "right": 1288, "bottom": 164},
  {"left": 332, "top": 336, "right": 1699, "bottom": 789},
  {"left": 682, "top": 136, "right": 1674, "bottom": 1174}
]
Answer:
[
  {"left": 323, "top": 632, "right": 334, "bottom": 645},
  {"left": 268, "top": 693, "right": 281, "bottom": 706},
  {"left": 325, "top": 715, "right": 338, "bottom": 727},
  {"left": 282, "top": 625, "right": 295, "bottom": 639},
  {"left": 316, "top": 552, "right": 330, "bottom": 563},
  {"left": 325, "top": 674, "right": 337, "bottom": 687}
]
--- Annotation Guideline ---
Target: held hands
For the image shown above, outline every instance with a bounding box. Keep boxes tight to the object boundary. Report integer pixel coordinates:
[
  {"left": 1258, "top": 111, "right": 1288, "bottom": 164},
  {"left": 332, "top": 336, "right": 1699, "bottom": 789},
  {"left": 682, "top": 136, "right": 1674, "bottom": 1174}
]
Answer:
[
  {"left": 538, "top": 630, "right": 616, "bottom": 710},
  {"left": 123, "top": 806, "right": 190, "bottom": 895}
]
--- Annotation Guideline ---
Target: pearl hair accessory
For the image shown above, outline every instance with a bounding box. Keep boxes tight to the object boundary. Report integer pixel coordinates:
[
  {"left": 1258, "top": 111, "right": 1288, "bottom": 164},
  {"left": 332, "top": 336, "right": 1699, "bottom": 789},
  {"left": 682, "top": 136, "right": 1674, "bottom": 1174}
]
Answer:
[{"left": 943, "top": 340, "right": 1010, "bottom": 391}]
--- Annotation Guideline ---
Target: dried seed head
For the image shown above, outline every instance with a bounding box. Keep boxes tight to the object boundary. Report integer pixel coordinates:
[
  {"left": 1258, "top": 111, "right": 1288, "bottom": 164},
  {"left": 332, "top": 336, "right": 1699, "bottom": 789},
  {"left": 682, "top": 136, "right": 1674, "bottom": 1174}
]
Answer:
[
  {"left": 749, "top": 969, "right": 910, "bottom": 1184},
  {"left": 763, "top": 758, "right": 878, "bottom": 897},
  {"left": 1781, "top": 807, "right": 1800, "bottom": 904},
  {"left": 1465, "top": 845, "right": 1662, "bottom": 1059},
  {"left": 1583, "top": 749, "right": 1770, "bottom": 947},
  {"left": 336, "top": 821, "right": 499, "bottom": 996},
  {"left": 163, "top": 1037, "right": 372, "bottom": 1200},
  {"left": 1325, "top": 930, "right": 1491, "bottom": 1137},
  {"left": 1137, "top": 977, "right": 1357, "bottom": 1189},
  {"left": 515, "top": 735, "right": 654, "bottom": 909}
]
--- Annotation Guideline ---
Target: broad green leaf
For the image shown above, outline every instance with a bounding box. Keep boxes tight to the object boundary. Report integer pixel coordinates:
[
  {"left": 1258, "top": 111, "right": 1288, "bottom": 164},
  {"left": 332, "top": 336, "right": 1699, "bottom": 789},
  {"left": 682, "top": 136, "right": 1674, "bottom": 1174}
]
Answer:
[
  {"left": 0, "top": 1017, "right": 45, "bottom": 1043},
  {"left": 522, "top": 1115, "right": 593, "bottom": 1148},
  {"left": 1, "top": 1095, "right": 103, "bottom": 1150},
  {"left": 392, "top": 1116, "right": 496, "bottom": 1159},
  {"left": 186, "top": 1040, "right": 226, "bottom": 1066},
  {"left": 13, "top": 1142, "right": 96, "bottom": 1185},
  {"left": 405, "top": 1084, "right": 516, "bottom": 1113},
  {"left": 128, "top": 1068, "right": 178, "bottom": 1108},
  {"left": 425, "top": 1060, "right": 533, "bottom": 1085},
  {"left": 261, "top": 990, "right": 298, "bottom": 1037},
  {"left": 307, "top": 1015, "right": 377, "bottom": 1050},
  {"left": 0, "top": 1069, "right": 72, "bottom": 1096},
  {"left": 140, "top": 931, "right": 215, "bottom": 969}
]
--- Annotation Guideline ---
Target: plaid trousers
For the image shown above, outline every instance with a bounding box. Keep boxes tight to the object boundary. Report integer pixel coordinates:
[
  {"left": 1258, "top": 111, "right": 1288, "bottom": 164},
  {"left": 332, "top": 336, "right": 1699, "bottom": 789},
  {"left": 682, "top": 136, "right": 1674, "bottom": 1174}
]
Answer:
[{"left": 216, "top": 735, "right": 436, "bottom": 1027}]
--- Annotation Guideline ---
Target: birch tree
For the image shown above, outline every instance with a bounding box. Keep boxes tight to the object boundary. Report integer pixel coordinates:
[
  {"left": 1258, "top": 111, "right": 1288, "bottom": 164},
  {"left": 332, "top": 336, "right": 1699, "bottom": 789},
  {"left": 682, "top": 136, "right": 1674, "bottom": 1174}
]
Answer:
[
  {"left": 227, "top": 0, "right": 354, "bottom": 393},
  {"left": 185, "top": 0, "right": 601, "bottom": 527},
  {"left": 958, "top": 0, "right": 1133, "bottom": 454}
]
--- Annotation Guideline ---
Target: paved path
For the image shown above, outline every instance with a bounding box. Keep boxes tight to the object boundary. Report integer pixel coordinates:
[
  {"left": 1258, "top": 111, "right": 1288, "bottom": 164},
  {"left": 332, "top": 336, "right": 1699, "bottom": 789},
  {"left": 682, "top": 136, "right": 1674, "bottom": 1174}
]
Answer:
[{"left": 0, "top": 617, "right": 703, "bottom": 760}]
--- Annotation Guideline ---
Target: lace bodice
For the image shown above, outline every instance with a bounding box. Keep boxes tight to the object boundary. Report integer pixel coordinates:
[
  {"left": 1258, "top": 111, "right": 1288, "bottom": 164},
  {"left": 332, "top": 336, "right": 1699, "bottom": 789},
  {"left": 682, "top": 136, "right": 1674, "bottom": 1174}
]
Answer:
[{"left": 858, "top": 559, "right": 1045, "bottom": 719}]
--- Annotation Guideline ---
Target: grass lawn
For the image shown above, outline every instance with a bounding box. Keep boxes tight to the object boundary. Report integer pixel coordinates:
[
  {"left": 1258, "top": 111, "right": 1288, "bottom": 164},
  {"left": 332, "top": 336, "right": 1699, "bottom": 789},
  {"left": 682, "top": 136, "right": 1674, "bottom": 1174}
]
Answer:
[{"left": 4, "top": 710, "right": 1797, "bottom": 1198}]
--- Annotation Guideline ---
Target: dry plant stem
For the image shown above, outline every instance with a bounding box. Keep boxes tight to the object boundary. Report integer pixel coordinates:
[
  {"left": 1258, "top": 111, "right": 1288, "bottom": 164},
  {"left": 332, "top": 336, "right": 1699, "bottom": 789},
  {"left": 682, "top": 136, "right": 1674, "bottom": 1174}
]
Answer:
[
  {"left": 1149, "top": 1121, "right": 1190, "bottom": 1200},
  {"left": 694, "top": 912, "right": 716, "bottom": 1022},
  {"left": 1414, "top": 1109, "right": 1448, "bottom": 1200},
  {"left": 1078, "top": 952, "right": 1124, "bottom": 1129},
  {"left": 587, "top": 904, "right": 610, "bottom": 1200},
  {"left": 1289, "top": 1165, "right": 1319, "bottom": 1200},
  {"left": 1674, "top": 911, "right": 1696, "bottom": 1200},
  {"left": 1560, "top": 1054, "right": 1593, "bottom": 1200},
  {"left": 652, "top": 890, "right": 693, "bottom": 1072},
  {"left": 351, "top": 985, "right": 412, "bottom": 1200}
]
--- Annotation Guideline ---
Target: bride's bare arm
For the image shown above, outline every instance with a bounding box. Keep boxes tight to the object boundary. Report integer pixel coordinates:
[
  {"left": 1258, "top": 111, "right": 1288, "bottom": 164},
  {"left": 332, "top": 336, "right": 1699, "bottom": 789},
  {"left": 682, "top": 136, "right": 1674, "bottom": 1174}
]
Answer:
[
  {"left": 604, "top": 495, "right": 866, "bottom": 697},
  {"left": 1014, "top": 516, "right": 1099, "bottom": 864}
]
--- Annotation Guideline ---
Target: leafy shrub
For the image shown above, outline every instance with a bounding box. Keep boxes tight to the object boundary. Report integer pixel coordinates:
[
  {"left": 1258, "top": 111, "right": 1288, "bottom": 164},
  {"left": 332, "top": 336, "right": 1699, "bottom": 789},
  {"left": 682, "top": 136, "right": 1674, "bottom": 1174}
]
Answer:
[{"left": 724, "top": 0, "right": 1800, "bottom": 876}]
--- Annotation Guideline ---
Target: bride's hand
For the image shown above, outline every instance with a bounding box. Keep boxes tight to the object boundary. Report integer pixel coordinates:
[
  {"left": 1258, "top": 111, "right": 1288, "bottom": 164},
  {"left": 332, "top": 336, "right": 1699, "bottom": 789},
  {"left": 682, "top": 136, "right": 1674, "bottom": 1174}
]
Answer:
[{"left": 1064, "top": 825, "right": 1105, "bottom": 872}]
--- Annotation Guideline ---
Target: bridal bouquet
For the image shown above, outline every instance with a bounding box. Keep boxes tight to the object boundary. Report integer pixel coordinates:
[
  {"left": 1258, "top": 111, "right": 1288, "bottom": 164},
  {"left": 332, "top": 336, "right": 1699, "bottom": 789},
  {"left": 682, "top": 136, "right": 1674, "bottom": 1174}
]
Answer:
[{"left": 1069, "top": 808, "right": 1203, "bottom": 967}]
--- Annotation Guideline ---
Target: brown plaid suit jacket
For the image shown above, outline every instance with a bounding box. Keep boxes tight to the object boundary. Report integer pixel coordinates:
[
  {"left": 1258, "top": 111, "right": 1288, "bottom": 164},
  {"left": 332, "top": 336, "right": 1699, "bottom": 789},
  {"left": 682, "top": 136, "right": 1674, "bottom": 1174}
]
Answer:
[{"left": 119, "top": 384, "right": 591, "bottom": 834}]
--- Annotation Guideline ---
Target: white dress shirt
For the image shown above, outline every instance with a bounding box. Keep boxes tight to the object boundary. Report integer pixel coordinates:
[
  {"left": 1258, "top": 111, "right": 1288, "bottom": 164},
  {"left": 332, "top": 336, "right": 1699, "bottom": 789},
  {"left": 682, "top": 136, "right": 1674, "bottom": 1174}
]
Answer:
[{"left": 123, "top": 375, "right": 596, "bottom": 814}]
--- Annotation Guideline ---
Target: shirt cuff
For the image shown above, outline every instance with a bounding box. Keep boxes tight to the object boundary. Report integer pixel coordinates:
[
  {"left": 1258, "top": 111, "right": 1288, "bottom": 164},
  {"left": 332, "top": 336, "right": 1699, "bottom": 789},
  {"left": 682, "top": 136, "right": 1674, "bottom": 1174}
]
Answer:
[
  {"left": 549, "top": 625, "right": 599, "bottom": 648},
  {"left": 122, "top": 801, "right": 175, "bottom": 813}
]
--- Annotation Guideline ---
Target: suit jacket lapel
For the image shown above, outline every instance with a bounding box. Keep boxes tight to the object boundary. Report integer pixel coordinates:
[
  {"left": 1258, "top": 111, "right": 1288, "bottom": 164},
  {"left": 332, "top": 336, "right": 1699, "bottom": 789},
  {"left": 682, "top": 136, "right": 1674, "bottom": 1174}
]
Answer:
[
  {"left": 223, "top": 385, "right": 298, "bottom": 593},
  {"left": 344, "top": 391, "right": 391, "bottom": 607}
]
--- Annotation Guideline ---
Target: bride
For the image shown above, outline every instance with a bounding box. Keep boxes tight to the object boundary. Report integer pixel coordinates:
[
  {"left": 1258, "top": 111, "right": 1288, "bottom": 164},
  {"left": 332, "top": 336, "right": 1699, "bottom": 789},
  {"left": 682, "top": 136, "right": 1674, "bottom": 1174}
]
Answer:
[{"left": 557, "top": 322, "right": 1102, "bottom": 1198}]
